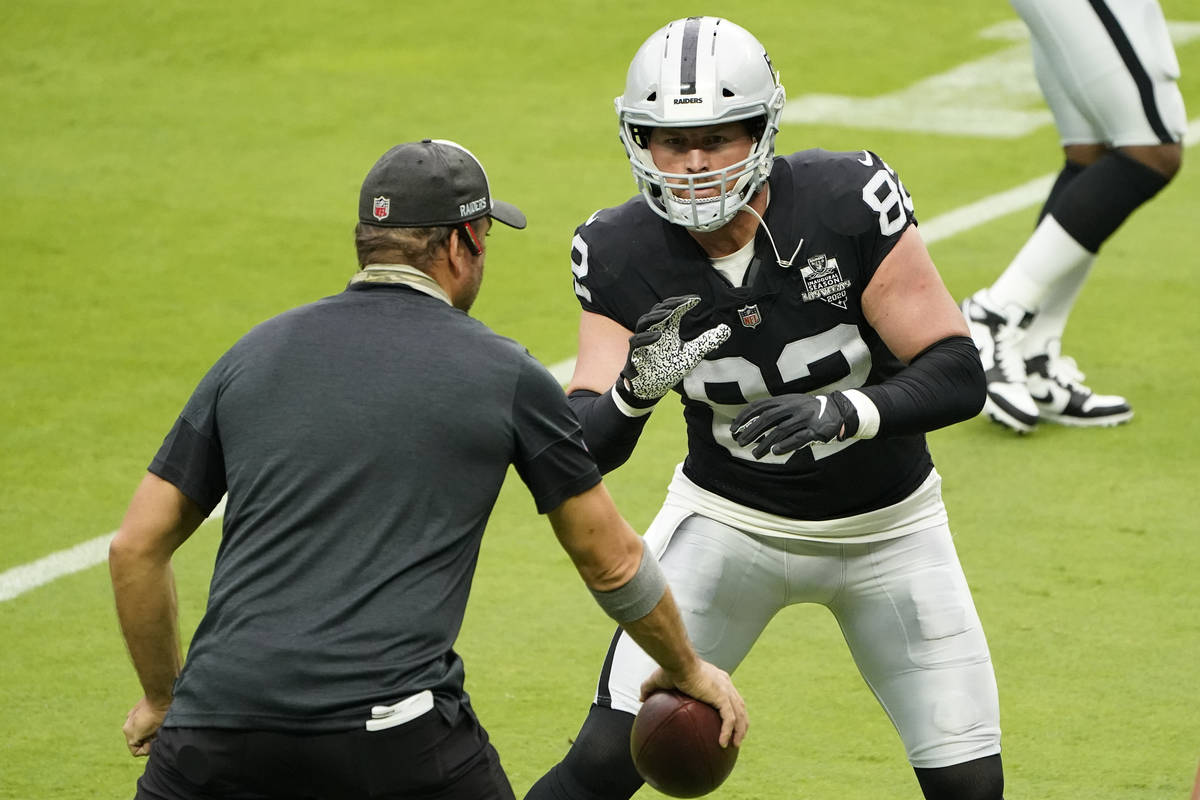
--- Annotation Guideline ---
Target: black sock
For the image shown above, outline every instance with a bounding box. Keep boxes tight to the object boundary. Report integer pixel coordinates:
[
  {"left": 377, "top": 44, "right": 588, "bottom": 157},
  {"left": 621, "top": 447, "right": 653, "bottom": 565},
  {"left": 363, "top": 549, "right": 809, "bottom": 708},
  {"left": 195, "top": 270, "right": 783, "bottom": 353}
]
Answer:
[
  {"left": 523, "top": 705, "right": 643, "bottom": 800},
  {"left": 914, "top": 753, "right": 1004, "bottom": 800}
]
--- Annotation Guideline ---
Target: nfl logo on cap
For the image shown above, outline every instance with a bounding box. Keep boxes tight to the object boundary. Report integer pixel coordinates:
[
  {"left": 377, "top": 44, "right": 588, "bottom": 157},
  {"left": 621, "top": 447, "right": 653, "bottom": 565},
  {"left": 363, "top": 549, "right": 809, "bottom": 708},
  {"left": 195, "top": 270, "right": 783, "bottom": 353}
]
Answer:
[{"left": 372, "top": 196, "right": 390, "bottom": 221}]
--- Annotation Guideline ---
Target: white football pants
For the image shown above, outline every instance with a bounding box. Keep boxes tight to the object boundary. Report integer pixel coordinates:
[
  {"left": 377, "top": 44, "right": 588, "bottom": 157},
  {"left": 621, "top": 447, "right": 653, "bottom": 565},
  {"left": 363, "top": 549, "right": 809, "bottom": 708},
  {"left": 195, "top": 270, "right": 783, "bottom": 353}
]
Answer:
[{"left": 595, "top": 512, "right": 1002, "bottom": 769}]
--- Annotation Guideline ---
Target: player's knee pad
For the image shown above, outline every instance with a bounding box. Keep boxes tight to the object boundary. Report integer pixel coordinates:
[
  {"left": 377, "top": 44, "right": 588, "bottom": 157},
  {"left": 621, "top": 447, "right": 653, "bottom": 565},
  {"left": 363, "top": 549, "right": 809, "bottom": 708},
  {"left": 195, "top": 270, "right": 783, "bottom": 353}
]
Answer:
[
  {"left": 1053, "top": 151, "right": 1171, "bottom": 252},
  {"left": 1037, "top": 160, "right": 1086, "bottom": 223},
  {"left": 524, "top": 705, "right": 643, "bottom": 800},
  {"left": 914, "top": 753, "right": 1004, "bottom": 800}
]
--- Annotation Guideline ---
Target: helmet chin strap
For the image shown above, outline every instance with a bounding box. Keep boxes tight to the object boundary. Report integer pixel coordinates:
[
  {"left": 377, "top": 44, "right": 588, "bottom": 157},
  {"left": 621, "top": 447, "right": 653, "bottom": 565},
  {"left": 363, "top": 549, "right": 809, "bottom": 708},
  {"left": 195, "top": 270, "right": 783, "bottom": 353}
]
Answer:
[
  {"left": 740, "top": 195, "right": 804, "bottom": 268},
  {"left": 665, "top": 182, "right": 803, "bottom": 268}
]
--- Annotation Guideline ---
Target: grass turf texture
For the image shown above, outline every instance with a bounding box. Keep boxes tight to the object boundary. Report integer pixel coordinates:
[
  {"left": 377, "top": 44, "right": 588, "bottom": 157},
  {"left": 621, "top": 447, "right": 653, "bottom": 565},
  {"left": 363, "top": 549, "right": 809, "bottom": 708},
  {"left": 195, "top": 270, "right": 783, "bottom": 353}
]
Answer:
[{"left": 2, "top": 0, "right": 1198, "bottom": 797}]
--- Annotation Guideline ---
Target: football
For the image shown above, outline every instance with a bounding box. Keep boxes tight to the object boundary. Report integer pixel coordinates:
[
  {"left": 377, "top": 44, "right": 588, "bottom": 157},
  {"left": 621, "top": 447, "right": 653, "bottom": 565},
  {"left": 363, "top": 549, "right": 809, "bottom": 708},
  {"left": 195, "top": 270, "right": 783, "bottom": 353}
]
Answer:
[{"left": 630, "top": 689, "right": 739, "bottom": 797}]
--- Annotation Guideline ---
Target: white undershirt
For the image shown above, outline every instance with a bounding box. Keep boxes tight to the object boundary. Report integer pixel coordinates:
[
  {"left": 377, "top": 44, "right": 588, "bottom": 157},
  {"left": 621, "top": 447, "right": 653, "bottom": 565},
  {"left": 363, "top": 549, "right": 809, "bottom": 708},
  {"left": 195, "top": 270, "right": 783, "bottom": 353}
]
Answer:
[
  {"left": 708, "top": 187, "right": 770, "bottom": 286},
  {"left": 710, "top": 238, "right": 756, "bottom": 286}
]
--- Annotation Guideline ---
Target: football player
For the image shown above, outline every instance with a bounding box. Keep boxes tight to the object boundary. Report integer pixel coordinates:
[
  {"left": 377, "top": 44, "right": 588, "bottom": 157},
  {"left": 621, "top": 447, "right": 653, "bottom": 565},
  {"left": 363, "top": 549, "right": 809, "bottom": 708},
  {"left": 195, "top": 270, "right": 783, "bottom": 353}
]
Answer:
[
  {"left": 527, "top": 16, "right": 1005, "bottom": 800},
  {"left": 961, "top": 0, "right": 1186, "bottom": 433}
]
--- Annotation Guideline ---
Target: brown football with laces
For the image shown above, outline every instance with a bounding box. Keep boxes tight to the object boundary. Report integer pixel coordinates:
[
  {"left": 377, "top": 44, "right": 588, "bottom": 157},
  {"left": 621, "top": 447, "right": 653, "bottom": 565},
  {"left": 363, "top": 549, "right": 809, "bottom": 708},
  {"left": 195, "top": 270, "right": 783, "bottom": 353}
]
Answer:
[{"left": 630, "top": 689, "right": 739, "bottom": 798}]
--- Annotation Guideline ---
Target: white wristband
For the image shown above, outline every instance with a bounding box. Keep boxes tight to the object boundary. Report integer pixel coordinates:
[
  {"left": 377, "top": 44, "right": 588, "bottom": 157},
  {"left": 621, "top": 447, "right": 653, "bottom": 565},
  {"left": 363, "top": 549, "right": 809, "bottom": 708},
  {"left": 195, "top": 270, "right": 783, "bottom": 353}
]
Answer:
[
  {"left": 609, "top": 384, "right": 655, "bottom": 419},
  {"left": 841, "top": 388, "right": 881, "bottom": 439}
]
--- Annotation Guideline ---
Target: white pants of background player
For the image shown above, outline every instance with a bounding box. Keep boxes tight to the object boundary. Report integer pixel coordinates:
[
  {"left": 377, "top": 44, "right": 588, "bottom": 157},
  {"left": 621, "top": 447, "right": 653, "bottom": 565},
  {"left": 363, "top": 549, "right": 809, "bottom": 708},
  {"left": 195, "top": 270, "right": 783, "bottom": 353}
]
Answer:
[
  {"left": 995, "top": 0, "right": 1187, "bottom": 358},
  {"left": 1012, "top": 0, "right": 1186, "bottom": 147},
  {"left": 596, "top": 467, "right": 1001, "bottom": 770}
]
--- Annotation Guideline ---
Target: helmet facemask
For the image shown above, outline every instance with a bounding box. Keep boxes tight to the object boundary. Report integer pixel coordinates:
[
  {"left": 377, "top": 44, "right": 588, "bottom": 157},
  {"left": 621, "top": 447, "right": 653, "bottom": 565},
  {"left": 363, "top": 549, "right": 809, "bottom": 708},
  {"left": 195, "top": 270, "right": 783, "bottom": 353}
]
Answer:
[{"left": 615, "top": 17, "right": 786, "bottom": 232}]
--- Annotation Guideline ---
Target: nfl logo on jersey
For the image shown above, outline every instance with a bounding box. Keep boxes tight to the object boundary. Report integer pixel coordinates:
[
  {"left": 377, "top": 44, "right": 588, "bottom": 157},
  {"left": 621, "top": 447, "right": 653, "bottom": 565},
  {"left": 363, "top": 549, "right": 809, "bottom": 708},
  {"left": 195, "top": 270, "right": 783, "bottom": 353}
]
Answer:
[
  {"left": 372, "top": 196, "right": 390, "bottom": 221},
  {"left": 738, "top": 304, "right": 762, "bottom": 328}
]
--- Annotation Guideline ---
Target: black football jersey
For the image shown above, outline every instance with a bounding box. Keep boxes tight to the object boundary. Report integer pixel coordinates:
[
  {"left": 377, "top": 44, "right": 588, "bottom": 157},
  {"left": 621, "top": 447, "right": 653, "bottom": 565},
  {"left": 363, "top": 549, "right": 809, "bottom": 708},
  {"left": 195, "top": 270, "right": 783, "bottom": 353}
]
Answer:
[{"left": 571, "top": 149, "right": 935, "bottom": 521}]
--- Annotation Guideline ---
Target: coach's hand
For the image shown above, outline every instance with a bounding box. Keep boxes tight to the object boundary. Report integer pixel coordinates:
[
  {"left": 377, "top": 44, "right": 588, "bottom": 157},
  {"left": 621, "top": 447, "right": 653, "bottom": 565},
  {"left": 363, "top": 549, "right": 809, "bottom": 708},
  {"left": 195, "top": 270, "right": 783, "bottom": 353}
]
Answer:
[
  {"left": 123, "top": 695, "right": 170, "bottom": 757},
  {"left": 616, "top": 295, "right": 730, "bottom": 409},
  {"left": 641, "top": 660, "right": 748, "bottom": 748},
  {"left": 731, "top": 392, "right": 860, "bottom": 458}
]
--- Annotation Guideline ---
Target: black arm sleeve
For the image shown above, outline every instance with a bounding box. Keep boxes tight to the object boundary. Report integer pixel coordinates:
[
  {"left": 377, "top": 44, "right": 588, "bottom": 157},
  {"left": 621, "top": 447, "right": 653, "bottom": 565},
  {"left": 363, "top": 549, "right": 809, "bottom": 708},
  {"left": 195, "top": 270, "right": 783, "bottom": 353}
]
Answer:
[
  {"left": 567, "top": 388, "right": 652, "bottom": 474},
  {"left": 857, "top": 335, "right": 985, "bottom": 437}
]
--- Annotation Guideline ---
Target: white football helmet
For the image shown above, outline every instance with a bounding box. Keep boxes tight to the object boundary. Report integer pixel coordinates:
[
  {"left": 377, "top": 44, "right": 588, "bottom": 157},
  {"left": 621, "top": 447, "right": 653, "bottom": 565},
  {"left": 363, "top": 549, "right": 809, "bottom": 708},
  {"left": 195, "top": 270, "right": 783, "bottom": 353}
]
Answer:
[{"left": 615, "top": 17, "right": 786, "bottom": 231}]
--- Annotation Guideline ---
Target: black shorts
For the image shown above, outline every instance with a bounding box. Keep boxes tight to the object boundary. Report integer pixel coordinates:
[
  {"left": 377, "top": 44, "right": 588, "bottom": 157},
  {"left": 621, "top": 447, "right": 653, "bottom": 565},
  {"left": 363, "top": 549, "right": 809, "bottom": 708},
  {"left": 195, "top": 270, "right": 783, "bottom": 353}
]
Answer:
[{"left": 134, "top": 705, "right": 514, "bottom": 800}]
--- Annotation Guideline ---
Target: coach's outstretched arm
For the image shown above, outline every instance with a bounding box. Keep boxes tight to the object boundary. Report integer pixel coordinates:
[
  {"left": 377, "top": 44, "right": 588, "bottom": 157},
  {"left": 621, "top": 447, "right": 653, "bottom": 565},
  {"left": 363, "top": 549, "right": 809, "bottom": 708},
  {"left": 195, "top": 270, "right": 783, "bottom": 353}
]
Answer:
[{"left": 547, "top": 482, "right": 748, "bottom": 748}]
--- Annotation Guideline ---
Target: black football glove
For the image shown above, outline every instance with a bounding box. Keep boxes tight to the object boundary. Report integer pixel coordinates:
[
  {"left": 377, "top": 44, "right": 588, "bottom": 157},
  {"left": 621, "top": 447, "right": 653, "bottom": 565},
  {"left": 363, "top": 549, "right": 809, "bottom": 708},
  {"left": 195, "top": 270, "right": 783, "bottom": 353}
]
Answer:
[
  {"left": 615, "top": 295, "right": 731, "bottom": 409},
  {"left": 731, "top": 392, "right": 860, "bottom": 458}
]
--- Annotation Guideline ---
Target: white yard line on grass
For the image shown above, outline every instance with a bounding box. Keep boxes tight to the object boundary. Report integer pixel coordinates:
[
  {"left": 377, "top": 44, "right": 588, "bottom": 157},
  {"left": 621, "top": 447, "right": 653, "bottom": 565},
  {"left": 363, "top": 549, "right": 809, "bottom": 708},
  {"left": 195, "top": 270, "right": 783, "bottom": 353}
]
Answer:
[
  {"left": 0, "top": 497, "right": 227, "bottom": 602},
  {"left": 4, "top": 116, "right": 1198, "bottom": 603}
]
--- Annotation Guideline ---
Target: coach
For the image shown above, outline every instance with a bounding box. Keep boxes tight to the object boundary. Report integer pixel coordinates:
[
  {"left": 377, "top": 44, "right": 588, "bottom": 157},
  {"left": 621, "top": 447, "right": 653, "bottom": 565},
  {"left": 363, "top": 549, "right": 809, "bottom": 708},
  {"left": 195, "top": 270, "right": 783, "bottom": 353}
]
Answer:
[{"left": 109, "top": 139, "right": 747, "bottom": 800}]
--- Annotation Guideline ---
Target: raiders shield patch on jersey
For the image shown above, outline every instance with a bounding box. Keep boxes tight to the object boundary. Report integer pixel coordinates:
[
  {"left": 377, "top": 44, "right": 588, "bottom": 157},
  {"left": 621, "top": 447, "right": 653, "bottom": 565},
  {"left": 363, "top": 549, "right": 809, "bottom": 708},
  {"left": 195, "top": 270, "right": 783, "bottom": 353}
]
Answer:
[{"left": 800, "top": 254, "right": 851, "bottom": 309}]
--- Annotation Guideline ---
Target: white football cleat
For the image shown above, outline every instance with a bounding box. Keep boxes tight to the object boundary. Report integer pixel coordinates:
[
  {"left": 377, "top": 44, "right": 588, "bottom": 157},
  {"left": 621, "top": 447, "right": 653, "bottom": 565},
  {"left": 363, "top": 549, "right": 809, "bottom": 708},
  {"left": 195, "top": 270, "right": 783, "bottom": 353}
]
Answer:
[
  {"left": 961, "top": 290, "right": 1039, "bottom": 433},
  {"left": 1025, "top": 344, "right": 1133, "bottom": 427}
]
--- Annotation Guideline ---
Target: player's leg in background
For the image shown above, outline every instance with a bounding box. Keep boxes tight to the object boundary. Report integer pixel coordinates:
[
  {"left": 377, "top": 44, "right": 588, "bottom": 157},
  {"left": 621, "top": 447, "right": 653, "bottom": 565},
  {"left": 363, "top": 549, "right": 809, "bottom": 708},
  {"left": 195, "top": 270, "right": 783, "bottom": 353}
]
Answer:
[
  {"left": 1012, "top": 140, "right": 1175, "bottom": 426},
  {"left": 830, "top": 526, "right": 1003, "bottom": 800},
  {"left": 1018, "top": 141, "right": 1180, "bottom": 361},
  {"left": 523, "top": 513, "right": 785, "bottom": 800},
  {"left": 964, "top": 0, "right": 1186, "bottom": 430},
  {"left": 979, "top": 0, "right": 1186, "bottom": 427},
  {"left": 959, "top": 0, "right": 1095, "bottom": 433}
]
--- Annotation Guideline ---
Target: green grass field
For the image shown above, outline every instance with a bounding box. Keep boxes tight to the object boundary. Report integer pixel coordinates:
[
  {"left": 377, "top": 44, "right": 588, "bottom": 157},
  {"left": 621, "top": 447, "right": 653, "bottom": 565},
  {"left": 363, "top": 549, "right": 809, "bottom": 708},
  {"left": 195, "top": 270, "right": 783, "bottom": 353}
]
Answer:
[{"left": 2, "top": 1, "right": 1198, "bottom": 797}]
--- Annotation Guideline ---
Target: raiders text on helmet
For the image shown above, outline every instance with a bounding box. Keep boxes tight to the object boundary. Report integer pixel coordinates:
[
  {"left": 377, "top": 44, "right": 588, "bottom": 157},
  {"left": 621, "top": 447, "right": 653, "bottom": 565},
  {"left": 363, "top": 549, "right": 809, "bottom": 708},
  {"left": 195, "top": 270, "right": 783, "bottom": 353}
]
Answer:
[{"left": 615, "top": 17, "right": 786, "bottom": 231}]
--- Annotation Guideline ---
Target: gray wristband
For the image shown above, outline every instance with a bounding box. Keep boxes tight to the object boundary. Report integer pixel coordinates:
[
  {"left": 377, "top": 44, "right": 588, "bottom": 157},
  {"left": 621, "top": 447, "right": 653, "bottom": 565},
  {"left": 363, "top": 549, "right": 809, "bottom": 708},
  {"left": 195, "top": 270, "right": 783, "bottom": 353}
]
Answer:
[{"left": 589, "top": 544, "right": 667, "bottom": 624}]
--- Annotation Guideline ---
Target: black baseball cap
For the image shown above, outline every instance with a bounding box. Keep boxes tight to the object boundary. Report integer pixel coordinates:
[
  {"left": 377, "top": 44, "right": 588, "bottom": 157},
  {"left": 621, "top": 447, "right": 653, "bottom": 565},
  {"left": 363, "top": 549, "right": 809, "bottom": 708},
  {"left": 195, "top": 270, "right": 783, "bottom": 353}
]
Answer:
[{"left": 359, "top": 139, "right": 526, "bottom": 229}]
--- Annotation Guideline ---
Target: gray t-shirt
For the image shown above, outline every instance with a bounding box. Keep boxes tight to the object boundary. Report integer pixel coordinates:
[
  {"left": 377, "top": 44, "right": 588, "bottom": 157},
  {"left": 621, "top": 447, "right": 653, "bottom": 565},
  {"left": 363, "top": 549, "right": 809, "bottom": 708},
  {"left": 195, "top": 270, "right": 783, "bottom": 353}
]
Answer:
[{"left": 151, "top": 283, "right": 600, "bottom": 731}]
